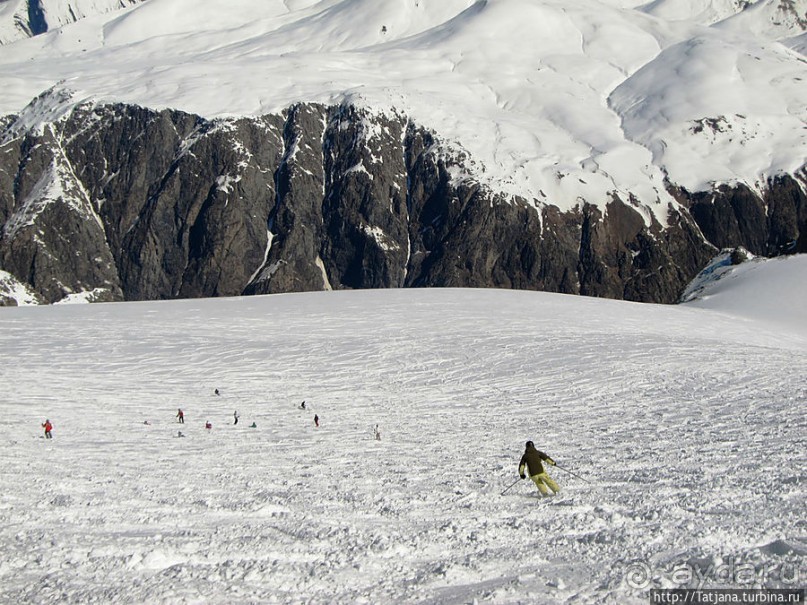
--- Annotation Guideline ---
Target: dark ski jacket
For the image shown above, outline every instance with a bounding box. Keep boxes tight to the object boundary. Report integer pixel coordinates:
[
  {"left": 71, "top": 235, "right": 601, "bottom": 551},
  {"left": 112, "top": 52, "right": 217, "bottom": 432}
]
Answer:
[{"left": 519, "top": 444, "right": 555, "bottom": 477}]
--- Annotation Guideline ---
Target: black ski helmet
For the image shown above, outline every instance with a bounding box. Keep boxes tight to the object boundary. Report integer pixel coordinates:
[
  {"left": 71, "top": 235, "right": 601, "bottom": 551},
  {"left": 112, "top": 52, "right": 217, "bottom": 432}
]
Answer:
[{"left": 525, "top": 440, "right": 534, "bottom": 448}]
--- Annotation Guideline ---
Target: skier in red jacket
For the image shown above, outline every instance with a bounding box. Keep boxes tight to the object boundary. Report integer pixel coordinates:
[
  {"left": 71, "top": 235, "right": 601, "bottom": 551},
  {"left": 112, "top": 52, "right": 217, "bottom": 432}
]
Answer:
[{"left": 42, "top": 419, "right": 53, "bottom": 439}]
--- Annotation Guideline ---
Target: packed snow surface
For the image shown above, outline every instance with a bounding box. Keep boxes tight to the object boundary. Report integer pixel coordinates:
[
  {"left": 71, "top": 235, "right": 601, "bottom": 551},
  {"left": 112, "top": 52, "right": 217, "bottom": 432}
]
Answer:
[
  {"left": 0, "top": 0, "right": 805, "bottom": 218},
  {"left": 0, "top": 255, "right": 805, "bottom": 603}
]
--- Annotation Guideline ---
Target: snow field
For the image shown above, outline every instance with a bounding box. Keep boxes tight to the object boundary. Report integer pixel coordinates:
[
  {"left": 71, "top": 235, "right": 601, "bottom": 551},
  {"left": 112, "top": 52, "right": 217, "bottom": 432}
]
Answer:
[{"left": 0, "top": 279, "right": 805, "bottom": 603}]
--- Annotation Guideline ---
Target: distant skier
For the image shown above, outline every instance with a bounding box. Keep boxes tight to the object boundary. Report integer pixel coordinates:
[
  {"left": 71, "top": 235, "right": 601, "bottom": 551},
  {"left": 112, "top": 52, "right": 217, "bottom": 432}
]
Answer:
[
  {"left": 314, "top": 414, "right": 319, "bottom": 428},
  {"left": 519, "top": 441, "right": 559, "bottom": 496},
  {"left": 176, "top": 408, "right": 185, "bottom": 424},
  {"left": 205, "top": 421, "right": 212, "bottom": 430},
  {"left": 374, "top": 424, "right": 381, "bottom": 441},
  {"left": 250, "top": 422, "right": 257, "bottom": 428},
  {"left": 214, "top": 389, "right": 220, "bottom": 396},
  {"left": 176, "top": 431, "right": 185, "bottom": 438},
  {"left": 42, "top": 419, "right": 53, "bottom": 439},
  {"left": 300, "top": 401, "right": 306, "bottom": 410},
  {"left": 233, "top": 410, "right": 239, "bottom": 425}
]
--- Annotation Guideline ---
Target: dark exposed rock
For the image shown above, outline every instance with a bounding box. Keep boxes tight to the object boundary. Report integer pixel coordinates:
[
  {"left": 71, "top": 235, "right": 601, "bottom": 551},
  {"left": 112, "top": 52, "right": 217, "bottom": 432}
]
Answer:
[
  {"left": 26, "top": 1, "right": 48, "bottom": 37},
  {"left": 0, "top": 123, "right": 121, "bottom": 302},
  {"left": 0, "top": 100, "right": 804, "bottom": 305},
  {"left": 320, "top": 105, "right": 410, "bottom": 290},
  {"left": 245, "top": 103, "right": 332, "bottom": 295},
  {"left": 764, "top": 173, "right": 807, "bottom": 256},
  {"left": 673, "top": 173, "right": 807, "bottom": 258},
  {"left": 730, "top": 247, "right": 750, "bottom": 265},
  {"left": 577, "top": 197, "right": 718, "bottom": 303},
  {"left": 681, "top": 183, "right": 769, "bottom": 255}
]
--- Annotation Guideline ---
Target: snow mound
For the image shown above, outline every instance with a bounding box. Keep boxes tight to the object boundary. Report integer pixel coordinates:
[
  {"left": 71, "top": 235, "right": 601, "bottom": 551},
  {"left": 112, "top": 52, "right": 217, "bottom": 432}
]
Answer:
[{"left": 681, "top": 251, "right": 807, "bottom": 334}]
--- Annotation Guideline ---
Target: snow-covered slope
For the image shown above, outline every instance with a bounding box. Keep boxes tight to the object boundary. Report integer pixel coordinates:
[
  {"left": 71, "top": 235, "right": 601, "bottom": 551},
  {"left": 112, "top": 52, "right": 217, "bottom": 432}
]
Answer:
[
  {"left": 0, "top": 0, "right": 804, "bottom": 221},
  {"left": 0, "top": 256, "right": 804, "bottom": 603},
  {"left": 0, "top": 269, "right": 40, "bottom": 305},
  {"left": 643, "top": 0, "right": 807, "bottom": 37},
  {"left": 681, "top": 250, "right": 807, "bottom": 333},
  {"left": 0, "top": 0, "right": 144, "bottom": 45}
]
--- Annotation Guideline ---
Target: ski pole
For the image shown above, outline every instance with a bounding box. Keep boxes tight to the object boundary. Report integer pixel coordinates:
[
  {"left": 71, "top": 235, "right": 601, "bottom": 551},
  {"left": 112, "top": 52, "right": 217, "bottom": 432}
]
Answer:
[
  {"left": 500, "top": 477, "right": 522, "bottom": 496},
  {"left": 554, "top": 464, "right": 590, "bottom": 483}
]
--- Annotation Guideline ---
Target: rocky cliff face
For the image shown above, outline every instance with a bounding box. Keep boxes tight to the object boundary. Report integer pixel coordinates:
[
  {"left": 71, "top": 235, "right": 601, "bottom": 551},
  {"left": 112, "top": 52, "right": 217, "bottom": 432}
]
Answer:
[{"left": 0, "top": 100, "right": 804, "bottom": 305}]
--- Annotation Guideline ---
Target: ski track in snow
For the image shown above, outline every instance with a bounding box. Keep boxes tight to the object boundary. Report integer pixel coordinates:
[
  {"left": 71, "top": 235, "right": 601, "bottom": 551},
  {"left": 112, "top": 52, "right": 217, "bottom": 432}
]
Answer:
[{"left": 0, "top": 288, "right": 805, "bottom": 603}]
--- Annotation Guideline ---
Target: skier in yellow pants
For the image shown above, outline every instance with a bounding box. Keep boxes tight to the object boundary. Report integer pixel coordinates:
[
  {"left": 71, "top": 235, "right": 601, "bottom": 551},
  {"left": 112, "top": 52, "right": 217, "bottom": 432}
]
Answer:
[{"left": 519, "top": 441, "right": 560, "bottom": 496}]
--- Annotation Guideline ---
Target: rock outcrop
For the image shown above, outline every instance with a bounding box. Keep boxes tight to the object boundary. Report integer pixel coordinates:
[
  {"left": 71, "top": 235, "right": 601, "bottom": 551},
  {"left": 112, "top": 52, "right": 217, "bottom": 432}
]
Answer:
[{"left": 0, "top": 100, "right": 804, "bottom": 305}]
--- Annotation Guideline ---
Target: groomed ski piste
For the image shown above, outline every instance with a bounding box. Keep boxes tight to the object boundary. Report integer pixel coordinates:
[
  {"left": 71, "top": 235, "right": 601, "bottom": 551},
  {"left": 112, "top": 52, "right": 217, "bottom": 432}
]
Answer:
[{"left": 1, "top": 255, "right": 805, "bottom": 604}]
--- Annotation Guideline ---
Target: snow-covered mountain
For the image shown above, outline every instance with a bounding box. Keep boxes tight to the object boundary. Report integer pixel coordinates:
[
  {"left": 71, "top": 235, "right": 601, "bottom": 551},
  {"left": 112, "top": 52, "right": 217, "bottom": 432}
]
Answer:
[
  {"left": 1, "top": 0, "right": 803, "bottom": 198},
  {"left": 643, "top": 0, "right": 806, "bottom": 33},
  {"left": 0, "top": 0, "right": 145, "bottom": 44},
  {"left": 0, "top": 257, "right": 804, "bottom": 603},
  {"left": 0, "top": 0, "right": 805, "bottom": 304}
]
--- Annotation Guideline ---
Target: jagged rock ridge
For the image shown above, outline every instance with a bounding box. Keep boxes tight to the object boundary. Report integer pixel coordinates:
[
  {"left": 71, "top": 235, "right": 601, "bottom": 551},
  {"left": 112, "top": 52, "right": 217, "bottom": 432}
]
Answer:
[{"left": 1, "top": 100, "right": 804, "bottom": 305}]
